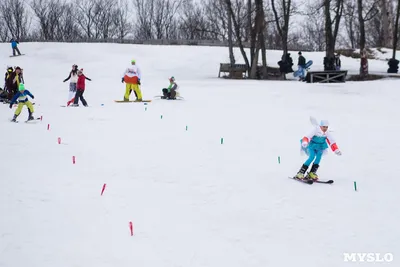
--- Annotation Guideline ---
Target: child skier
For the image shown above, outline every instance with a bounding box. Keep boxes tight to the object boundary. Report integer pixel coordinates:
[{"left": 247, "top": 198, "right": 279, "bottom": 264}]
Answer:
[
  {"left": 295, "top": 120, "right": 341, "bottom": 180},
  {"left": 9, "top": 83, "right": 35, "bottom": 122},
  {"left": 161, "top": 76, "right": 179, "bottom": 99},
  {"left": 63, "top": 64, "right": 79, "bottom": 106},
  {"left": 71, "top": 69, "right": 91, "bottom": 107}
]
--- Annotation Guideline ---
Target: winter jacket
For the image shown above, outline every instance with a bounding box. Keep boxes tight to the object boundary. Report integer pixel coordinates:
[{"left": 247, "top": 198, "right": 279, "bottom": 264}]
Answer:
[
  {"left": 10, "top": 90, "right": 34, "bottom": 104},
  {"left": 77, "top": 74, "right": 91, "bottom": 90},
  {"left": 11, "top": 40, "right": 19, "bottom": 48},
  {"left": 64, "top": 70, "right": 79, "bottom": 83},
  {"left": 6, "top": 72, "right": 23, "bottom": 92},
  {"left": 298, "top": 56, "right": 306, "bottom": 67},
  {"left": 122, "top": 65, "right": 141, "bottom": 84}
]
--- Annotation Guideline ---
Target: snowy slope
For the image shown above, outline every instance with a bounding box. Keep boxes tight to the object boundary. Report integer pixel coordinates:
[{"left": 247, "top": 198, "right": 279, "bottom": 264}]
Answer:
[{"left": 0, "top": 42, "right": 399, "bottom": 267}]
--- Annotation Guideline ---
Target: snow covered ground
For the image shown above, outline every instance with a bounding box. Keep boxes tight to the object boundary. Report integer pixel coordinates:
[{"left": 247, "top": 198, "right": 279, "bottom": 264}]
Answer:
[{"left": 0, "top": 42, "right": 399, "bottom": 267}]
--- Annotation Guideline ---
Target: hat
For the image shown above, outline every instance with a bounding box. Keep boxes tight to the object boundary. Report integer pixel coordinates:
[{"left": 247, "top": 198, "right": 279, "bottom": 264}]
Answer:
[
  {"left": 298, "top": 51, "right": 302, "bottom": 55},
  {"left": 169, "top": 76, "right": 175, "bottom": 81},
  {"left": 131, "top": 59, "right": 136, "bottom": 63},
  {"left": 320, "top": 120, "right": 329, "bottom": 126},
  {"left": 19, "top": 83, "right": 25, "bottom": 91}
]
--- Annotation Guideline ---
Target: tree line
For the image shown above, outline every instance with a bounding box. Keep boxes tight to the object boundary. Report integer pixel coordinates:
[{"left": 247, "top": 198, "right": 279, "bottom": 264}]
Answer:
[
  {"left": 1, "top": 0, "right": 399, "bottom": 50},
  {"left": 1, "top": 0, "right": 400, "bottom": 78}
]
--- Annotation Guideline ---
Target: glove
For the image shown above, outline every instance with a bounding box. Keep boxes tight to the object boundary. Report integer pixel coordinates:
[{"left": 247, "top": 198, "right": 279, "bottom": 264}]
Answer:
[
  {"left": 9, "top": 103, "right": 12, "bottom": 109},
  {"left": 138, "top": 79, "right": 141, "bottom": 85},
  {"left": 301, "top": 142, "right": 308, "bottom": 148},
  {"left": 335, "top": 150, "right": 342, "bottom": 156},
  {"left": 121, "top": 78, "right": 124, "bottom": 83},
  {"left": 31, "top": 95, "right": 34, "bottom": 99}
]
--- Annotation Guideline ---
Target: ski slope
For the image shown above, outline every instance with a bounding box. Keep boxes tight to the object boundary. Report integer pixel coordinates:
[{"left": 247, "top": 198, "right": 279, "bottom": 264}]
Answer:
[{"left": 0, "top": 42, "right": 399, "bottom": 267}]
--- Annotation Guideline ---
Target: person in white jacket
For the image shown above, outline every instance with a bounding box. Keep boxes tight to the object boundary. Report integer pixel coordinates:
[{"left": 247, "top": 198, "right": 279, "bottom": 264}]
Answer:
[
  {"left": 295, "top": 120, "right": 341, "bottom": 180},
  {"left": 121, "top": 59, "right": 142, "bottom": 101},
  {"left": 63, "top": 64, "right": 79, "bottom": 106}
]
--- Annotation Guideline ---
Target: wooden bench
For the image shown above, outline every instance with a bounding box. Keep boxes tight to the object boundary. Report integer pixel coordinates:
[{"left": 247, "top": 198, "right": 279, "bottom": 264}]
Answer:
[
  {"left": 218, "top": 63, "right": 248, "bottom": 79},
  {"left": 306, "top": 70, "right": 348, "bottom": 83}
]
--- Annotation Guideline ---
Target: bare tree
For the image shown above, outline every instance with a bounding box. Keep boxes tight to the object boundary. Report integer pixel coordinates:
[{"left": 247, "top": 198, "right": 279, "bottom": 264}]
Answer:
[
  {"left": 324, "top": 0, "right": 344, "bottom": 69},
  {"left": 0, "top": 0, "right": 30, "bottom": 40},
  {"left": 298, "top": 2, "right": 325, "bottom": 51},
  {"left": 225, "top": 0, "right": 250, "bottom": 69},
  {"left": 343, "top": 0, "right": 359, "bottom": 48},
  {"left": 31, "top": 0, "right": 66, "bottom": 41},
  {"left": 0, "top": 18, "right": 10, "bottom": 41},
  {"left": 113, "top": 0, "right": 132, "bottom": 39},
  {"left": 271, "top": 0, "right": 293, "bottom": 79}
]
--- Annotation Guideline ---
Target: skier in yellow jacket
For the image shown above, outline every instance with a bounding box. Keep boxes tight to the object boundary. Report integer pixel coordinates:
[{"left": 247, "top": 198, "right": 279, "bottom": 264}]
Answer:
[{"left": 121, "top": 59, "right": 142, "bottom": 101}]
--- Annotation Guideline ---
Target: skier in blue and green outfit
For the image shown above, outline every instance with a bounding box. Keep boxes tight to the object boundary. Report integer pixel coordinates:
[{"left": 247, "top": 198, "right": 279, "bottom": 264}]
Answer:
[
  {"left": 161, "top": 76, "right": 179, "bottom": 99},
  {"left": 9, "top": 83, "right": 35, "bottom": 122}
]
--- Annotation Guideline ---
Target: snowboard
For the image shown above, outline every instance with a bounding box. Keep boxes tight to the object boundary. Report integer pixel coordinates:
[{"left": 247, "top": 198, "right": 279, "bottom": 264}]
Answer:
[
  {"left": 154, "top": 95, "right": 184, "bottom": 100},
  {"left": 293, "top": 60, "right": 313, "bottom": 77},
  {"left": 9, "top": 54, "right": 25, "bottom": 57},
  {"left": 114, "top": 100, "right": 152, "bottom": 103}
]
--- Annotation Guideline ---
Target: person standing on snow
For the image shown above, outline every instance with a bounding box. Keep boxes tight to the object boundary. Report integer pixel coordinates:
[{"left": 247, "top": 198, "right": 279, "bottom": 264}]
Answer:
[
  {"left": 297, "top": 51, "right": 307, "bottom": 81},
  {"left": 161, "top": 76, "right": 179, "bottom": 99},
  {"left": 63, "top": 64, "right": 79, "bottom": 106},
  {"left": 121, "top": 59, "right": 142, "bottom": 101},
  {"left": 71, "top": 68, "right": 91, "bottom": 107},
  {"left": 10, "top": 38, "right": 22, "bottom": 56},
  {"left": 9, "top": 83, "right": 35, "bottom": 122},
  {"left": 294, "top": 120, "right": 341, "bottom": 181},
  {"left": 6, "top": 66, "right": 24, "bottom": 101}
]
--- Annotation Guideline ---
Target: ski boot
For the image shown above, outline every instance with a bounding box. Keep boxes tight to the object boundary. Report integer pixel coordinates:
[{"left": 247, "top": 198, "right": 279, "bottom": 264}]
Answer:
[
  {"left": 295, "top": 164, "right": 308, "bottom": 179},
  {"left": 306, "top": 164, "right": 319, "bottom": 181},
  {"left": 11, "top": 114, "right": 17, "bottom": 122},
  {"left": 27, "top": 109, "right": 34, "bottom": 121}
]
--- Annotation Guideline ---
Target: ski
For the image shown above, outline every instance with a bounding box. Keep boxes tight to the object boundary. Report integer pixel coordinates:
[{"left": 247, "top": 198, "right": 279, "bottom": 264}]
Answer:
[
  {"left": 25, "top": 118, "right": 41, "bottom": 123},
  {"left": 289, "top": 176, "right": 313, "bottom": 184},
  {"left": 314, "top": 180, "right": 334, "bottom": 184}
]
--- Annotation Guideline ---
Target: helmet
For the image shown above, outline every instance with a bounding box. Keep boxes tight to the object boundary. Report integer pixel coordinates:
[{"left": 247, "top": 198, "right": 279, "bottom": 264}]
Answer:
[
  {"left": 131, "top": 59, "right": 136, "bottom": 63},
  {"left": 169, "top": 76, "right": 175, "bottom": 81},
  {"left": 320, "top": 120, "right": 329, "bottom": 126}
]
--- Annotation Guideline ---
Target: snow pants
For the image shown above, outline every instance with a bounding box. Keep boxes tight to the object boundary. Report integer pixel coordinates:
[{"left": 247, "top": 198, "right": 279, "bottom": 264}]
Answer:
[
  {"left": 67, "top": 83, "right": 77, "bottom": 106},
  {"left": 124, "top": 83, "right": 142, "bottom": 101},
  {"left": 304, "top": 148, "right": 323, "bottom": 166},
  {"left": 15, "top": 101, "right": 34, "bottom": 116},
  {"left": 12, "top": 47, "right": 21, "bottom": 56},
  {"left": 73, "top": 90, "right": 87, "bottom": 106}
]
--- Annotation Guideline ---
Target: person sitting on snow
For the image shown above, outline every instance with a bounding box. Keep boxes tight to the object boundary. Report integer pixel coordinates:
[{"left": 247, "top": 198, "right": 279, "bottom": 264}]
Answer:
[{"left": 162, "top": 76, "right": 179, "bottom": 99}]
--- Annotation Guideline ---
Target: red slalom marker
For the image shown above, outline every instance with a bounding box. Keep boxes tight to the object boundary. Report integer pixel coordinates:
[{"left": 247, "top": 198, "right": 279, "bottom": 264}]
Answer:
[
  {"left": 40, "top": 116, "right": 43, "bottom": 121},
  {"left": 72, "top": 156, "right": 76, "bottom": 164},
  {"left": 101, "top": 183, "right": 106, "bottom": 195},
  {"left": 47, "top": 124, "right": 50, "bottom": 130},
  {"left": 129, "top": 222, "right": 133, "bottom": 236},
  {"left": 58, "top": 137, "right": 61, "bottom": 144}
]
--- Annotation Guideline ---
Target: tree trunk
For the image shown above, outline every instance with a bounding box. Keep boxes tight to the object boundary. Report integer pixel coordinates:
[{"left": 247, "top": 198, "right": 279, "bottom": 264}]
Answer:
[
  {"left": 381, "top": 0, "right": 390, "bottom": 48},
  {"left": 227, "top": 9, "right": 235, "bottom": 65},
  {"left": 258, "top": 0, "right": 267, "bottom": 78},
  {"left": 357, "top": 0, "right": 368, "bottom": 75},
  {"left": 393, "top": 0, "right": 400, "bottom": 59},
  {"left": 357, "top": 0, "right": 365, "bottom": 52},
  {"left": 324, "top": 0, "right": 335, "bottom": 58}
]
